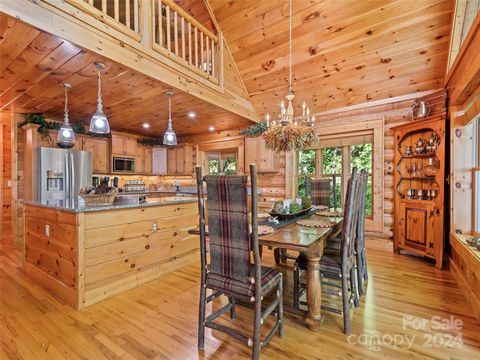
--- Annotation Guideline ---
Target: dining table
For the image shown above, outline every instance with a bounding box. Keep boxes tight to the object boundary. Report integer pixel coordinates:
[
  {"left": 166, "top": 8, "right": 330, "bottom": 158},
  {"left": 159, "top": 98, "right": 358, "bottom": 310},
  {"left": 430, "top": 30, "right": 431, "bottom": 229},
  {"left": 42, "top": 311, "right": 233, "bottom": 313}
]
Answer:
[{"left": 189, "top": 212, "right": 343, "bottom": 332}]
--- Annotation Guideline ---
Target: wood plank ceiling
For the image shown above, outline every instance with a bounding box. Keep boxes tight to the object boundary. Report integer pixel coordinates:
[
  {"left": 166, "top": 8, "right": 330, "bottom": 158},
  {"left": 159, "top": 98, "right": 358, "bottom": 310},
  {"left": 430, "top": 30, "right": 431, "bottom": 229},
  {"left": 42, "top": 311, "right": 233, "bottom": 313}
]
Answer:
[
  {"left": 209, "top": 0, "right": 454, "bottom": 118},
  {"left": 0, "top": 12, "right": 253, "bottom": 137}
]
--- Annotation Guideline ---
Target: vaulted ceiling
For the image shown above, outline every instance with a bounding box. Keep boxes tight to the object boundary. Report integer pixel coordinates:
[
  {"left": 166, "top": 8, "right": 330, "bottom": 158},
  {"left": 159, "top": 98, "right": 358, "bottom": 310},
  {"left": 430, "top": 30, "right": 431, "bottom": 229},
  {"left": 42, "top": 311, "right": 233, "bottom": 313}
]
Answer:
[
  {"left": 210, "top": 0, "right": 453, "bottom": 118},
  {"left": 0, "top": 12, "right": 252, "bottom": 137},
  {"left": 0, "top": 1, "right": 454, "bottom": 136}
]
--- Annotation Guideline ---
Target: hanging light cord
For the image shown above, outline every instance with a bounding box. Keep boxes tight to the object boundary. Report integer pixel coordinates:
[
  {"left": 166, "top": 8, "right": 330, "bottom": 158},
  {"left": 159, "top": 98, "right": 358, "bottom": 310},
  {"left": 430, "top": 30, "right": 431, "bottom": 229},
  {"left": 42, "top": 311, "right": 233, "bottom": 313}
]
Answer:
[
  {"left": 288, "top": 0, "right": 292, "bottom": 95},
  {"left": 97, "top": 71, "right": 103, "bottom": 110},
  {"left": 64, "top": 86, "right": 69, "bottom": 124},
  {"left": 168, "top": 94, "right": 172, "bottom": 121}
]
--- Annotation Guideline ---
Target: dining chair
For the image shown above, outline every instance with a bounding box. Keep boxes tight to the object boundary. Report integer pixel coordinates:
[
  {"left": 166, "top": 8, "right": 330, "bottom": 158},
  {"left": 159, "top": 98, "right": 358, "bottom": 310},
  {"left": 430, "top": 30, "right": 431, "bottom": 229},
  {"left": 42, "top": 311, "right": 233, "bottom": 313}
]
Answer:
[
  {"left": 196, "top": 164, "right": 284, "bottom": 360},
  {"left": 293, "top": 168, "right": 360, "bottom": 335},
  {"left": 324, "top": 169, "right": 369, "bottom": 296},
  {"left": 306, "top": 177, "right": 332, "bottom": 207}
]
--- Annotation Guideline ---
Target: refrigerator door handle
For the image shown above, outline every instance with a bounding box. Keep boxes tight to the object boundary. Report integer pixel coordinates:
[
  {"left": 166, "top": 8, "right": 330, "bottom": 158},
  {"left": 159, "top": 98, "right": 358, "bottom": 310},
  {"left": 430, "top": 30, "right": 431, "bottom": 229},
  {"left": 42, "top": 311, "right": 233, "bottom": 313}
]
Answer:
[
  {"left": 70, "top": 152, "right": 75, "bottom": 201},
  {"left": 65, "top": 152, "right": 70, "bottom": 199}
]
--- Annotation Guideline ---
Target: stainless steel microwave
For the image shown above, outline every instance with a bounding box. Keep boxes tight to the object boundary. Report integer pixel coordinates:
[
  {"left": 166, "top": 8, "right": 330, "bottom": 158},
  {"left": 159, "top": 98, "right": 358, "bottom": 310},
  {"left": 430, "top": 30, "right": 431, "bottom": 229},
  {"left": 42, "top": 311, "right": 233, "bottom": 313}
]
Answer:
[{"left": 113, "top": 157, "right": 135, "bottom": 172}]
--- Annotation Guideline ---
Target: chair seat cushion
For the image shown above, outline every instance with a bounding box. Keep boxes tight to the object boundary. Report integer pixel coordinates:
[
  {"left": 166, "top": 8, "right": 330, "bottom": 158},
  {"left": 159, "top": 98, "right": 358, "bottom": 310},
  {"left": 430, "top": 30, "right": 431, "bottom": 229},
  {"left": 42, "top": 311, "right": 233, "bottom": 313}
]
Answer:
[
  {"left": 206, "top": 265, "right": 281, "bottom": 298},
  {"left": 296, "top": 254, "right": 354, "bottom": 274}
]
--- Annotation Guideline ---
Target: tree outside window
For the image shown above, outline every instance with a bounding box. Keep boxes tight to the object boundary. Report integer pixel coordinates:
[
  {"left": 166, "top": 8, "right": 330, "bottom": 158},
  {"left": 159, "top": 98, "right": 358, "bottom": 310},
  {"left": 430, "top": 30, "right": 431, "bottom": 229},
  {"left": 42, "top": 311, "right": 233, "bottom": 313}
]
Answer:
[
  {"left": 298, "top": 150, "right": 315, "bottom": 196},
  {"left": 350, "top": 143, "right": 373, "bottom": 216}
]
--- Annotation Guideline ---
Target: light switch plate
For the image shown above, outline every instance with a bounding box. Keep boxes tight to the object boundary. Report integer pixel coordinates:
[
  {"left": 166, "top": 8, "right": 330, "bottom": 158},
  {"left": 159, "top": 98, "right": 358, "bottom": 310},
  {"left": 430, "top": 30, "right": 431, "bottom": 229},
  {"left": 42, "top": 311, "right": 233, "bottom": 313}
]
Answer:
[{"left": 45, "top": 224, "right": 50, "bottom": 237}]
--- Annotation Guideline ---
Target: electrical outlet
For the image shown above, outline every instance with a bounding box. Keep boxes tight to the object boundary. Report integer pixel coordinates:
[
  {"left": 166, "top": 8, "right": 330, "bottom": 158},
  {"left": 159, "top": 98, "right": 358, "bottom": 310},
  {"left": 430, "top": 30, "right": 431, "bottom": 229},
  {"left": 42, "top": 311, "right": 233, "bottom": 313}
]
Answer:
[{"left": 45, "top": 224, "right": 50, "bottom": 237}]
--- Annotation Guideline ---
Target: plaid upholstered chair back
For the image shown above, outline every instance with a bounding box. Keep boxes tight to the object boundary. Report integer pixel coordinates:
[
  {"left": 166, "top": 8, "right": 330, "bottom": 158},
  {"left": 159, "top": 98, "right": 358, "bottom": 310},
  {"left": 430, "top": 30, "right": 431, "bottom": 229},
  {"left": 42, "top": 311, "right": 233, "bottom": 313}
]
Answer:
[
  {"left": 204, "top": 175, "right": 251, "bottom": 283},
  {"left": 309, "top": 178, "right": 331, "bottom": 207},
  {"left": 340, "top": 168, "right": 359, "bottom": 265}
]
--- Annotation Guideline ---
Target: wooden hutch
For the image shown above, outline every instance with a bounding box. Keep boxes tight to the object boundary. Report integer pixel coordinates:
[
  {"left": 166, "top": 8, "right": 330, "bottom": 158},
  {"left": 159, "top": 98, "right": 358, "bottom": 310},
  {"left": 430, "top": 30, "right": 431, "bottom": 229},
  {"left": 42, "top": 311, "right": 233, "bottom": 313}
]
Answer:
[{"left": 393, "top": 116, "right": 446, "bottom": 269}]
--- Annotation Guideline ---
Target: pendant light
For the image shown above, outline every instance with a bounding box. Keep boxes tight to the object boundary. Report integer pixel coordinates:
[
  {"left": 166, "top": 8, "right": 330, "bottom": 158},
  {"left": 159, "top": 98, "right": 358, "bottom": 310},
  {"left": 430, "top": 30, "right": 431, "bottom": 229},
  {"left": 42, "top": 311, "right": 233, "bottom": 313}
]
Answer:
[
  {"left": 57, "top": 83, "right": 75, "bottom": 149},
  {"left": 89, "top": 62, "right": 110, "bottom": 134},
  {"left": 163, "top": 90, "right": 177, "bottom": 146}
]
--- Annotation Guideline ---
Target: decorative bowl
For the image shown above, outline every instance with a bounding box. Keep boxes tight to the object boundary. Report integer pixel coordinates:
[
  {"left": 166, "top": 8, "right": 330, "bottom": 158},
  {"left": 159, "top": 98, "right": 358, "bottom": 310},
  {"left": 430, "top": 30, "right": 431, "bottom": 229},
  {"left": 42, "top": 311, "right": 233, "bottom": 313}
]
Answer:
[{"left": 269, "top": 207, "right": 312, "bottom": 220}]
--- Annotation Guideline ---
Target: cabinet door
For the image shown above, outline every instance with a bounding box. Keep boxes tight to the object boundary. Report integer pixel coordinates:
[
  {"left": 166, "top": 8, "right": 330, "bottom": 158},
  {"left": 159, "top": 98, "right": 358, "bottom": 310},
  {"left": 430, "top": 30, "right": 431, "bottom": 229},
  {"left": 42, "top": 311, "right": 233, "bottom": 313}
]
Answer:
[
  {"left": 167, "top": 148, "right": 177, "bottom": 175},
  {"left": 398, "top": 202, "right": 434, "bottom": 255},
  {"left": 125, "top": 138, "right": 137, "bottom": 156},
  {"left": 258, "top": 138, "right": 278, "bottom": 172},
  {"left": 95, "top": 139, "right": 109, "bottom": 173},
  {"left": 144, "top": 147, "right": 152, "bottom": 174},
  {"left": 136, "top": 144, "right": 144, "bottom": 174},
  {"left": 111, "top": 134, "right": 124, "bottom": 154},
  {"left": 244, "top": 137, "right": 258, "bottom": 174},
  {"left": 152, "top": 148, "right": 167, "bottom": 175}
]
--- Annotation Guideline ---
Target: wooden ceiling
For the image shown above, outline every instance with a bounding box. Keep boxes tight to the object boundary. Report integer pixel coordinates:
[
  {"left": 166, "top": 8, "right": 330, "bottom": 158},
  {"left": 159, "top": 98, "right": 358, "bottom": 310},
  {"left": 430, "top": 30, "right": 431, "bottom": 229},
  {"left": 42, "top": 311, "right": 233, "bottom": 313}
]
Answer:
[
  {"left": 209, "top": 0, "right": 454, "bottom": 117},
  {"left": 0, "top": 13, "right": 252, "bottom": 137}
]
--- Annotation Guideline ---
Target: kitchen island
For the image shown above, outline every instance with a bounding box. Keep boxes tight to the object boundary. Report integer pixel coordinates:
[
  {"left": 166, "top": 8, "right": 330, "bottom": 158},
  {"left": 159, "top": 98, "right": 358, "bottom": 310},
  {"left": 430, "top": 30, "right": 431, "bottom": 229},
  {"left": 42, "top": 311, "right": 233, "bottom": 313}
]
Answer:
[{"left": 23, "top": 197, "right": 199, "bottom": 309}]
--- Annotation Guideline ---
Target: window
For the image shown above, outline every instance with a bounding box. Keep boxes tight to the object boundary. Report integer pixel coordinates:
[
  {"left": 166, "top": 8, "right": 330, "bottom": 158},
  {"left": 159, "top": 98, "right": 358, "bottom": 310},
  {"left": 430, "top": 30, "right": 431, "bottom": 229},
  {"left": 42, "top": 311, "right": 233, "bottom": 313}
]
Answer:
[
  {"left": 207, "top": 152, "right": 237, "bottom": 175},
  {"left": 474, "top": 117, "right": 480, "bottom": 235},
  {"left": 322, "top": 147, "right": 343, "bottom": 210},
  {"left": 297, "top": 143, "right": 373, "bottom": 216},
  {"left": 298, "top": 150, "right": 315, "bottom": 196},
  {"left": 350, "top": 143, "right": 373, "bottom": 216}
]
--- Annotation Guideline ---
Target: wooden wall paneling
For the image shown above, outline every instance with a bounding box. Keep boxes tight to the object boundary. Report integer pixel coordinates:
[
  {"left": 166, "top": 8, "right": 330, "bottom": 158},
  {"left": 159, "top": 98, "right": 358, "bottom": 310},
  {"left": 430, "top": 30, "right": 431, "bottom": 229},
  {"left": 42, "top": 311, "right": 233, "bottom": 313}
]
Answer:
[
  {"left": 1, "top": 111, "right": 15, "bottom": 245},
  {"left": 0, "top": 1, "right": 258, "bottom": 125},
  {"left": 449, "top": 234, "right": 480, "bottom": 321},
  {"left": 210, "top": 0, "right": 453, "bottom": 117},
  {"left": 445, "top": 13, "right": 480, "bottom": 105}
]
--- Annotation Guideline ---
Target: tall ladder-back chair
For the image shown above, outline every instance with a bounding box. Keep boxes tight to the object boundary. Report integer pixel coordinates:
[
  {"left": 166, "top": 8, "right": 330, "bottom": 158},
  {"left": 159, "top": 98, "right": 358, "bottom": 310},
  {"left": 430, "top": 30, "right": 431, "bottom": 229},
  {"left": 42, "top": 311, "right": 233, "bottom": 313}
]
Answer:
[
  {"left": 324, "top": 169, "right": 369, "bottom": 296},
  {"left": 196, "top": 164, "right": 284, "bottom": 360},
  {"left": 293, "top": 168, "right": 360, "bottom": 334}
]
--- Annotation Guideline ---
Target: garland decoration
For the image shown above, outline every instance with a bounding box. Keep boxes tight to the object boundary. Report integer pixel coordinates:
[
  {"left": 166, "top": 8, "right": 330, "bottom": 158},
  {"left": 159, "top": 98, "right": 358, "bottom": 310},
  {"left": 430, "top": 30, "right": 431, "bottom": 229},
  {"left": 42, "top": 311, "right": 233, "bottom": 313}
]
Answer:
[
  {"left": 240, "top": 122, "right": 268, "bottom": 137},
  {"left": 137, "top": 138, "right": 166, "bottom": 147},
  {"left": 18, "top": 113, "right": 110, "bottom": 142}
]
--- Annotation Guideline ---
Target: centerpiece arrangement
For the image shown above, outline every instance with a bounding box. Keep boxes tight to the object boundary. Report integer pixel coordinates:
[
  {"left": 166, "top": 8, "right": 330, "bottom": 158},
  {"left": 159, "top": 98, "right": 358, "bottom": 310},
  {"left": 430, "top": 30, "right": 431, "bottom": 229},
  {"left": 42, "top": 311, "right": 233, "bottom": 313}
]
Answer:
[{"left": 269, "top": 196, "right": 312, "bottom": 220}]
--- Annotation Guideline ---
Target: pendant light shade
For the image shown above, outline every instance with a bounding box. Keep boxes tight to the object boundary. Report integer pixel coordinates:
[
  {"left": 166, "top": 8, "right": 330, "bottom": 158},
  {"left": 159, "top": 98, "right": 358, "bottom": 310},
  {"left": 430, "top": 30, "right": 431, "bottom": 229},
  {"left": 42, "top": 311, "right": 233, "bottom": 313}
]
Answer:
[
  {"left": 89, "top": 62, "right": 110, "bottom": 134},
  {"left": 57, "top": 83, "right": 75, "bottom": 149},
  {"left": 163, "top": 90, "right": 177, "bottom": 146}
]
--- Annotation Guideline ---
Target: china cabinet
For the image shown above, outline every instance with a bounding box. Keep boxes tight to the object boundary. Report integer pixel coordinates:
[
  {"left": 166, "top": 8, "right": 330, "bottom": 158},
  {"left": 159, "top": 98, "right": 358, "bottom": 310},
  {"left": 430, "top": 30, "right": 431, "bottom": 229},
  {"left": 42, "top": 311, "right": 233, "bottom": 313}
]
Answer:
[{"left": 393, "top": 117, "right": 446, "bottom": 269}]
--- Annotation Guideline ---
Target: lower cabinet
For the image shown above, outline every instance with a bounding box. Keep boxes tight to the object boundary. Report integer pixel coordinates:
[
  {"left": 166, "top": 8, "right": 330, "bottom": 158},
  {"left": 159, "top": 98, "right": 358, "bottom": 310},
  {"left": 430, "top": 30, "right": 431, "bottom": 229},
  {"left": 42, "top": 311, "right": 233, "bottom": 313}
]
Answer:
[{"left": 397, "top": 201, "right": 435, "bottom": 257}]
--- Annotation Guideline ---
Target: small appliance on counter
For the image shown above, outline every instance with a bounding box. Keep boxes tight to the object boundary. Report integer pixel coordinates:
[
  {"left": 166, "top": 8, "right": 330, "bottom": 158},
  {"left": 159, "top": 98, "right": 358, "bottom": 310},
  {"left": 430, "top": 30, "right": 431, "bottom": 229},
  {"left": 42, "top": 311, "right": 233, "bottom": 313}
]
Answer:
[
  {"left": 122, "top": 180, "right": 146, "bottom": 192},
  {"left": 112, "top": 177, "right": 119, "bottom": 188},
  {"left": 114, "top": 193, "right": 147, "bottom": 205}
]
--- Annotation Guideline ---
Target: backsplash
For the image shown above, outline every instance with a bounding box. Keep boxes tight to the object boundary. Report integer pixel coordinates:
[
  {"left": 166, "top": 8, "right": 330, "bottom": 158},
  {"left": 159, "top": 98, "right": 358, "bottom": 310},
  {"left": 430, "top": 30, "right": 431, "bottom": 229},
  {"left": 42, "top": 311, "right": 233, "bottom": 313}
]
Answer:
[{"left": 93, "top": 174, "right": 195, "bottom": 191}]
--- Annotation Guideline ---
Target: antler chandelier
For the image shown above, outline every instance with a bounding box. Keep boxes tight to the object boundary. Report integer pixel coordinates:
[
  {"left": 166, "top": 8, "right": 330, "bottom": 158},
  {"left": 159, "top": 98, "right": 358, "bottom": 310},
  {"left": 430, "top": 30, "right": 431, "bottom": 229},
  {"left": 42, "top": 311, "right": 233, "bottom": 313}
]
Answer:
[{"left": 262, "top": 0, "right": 318, "bottom": 153}]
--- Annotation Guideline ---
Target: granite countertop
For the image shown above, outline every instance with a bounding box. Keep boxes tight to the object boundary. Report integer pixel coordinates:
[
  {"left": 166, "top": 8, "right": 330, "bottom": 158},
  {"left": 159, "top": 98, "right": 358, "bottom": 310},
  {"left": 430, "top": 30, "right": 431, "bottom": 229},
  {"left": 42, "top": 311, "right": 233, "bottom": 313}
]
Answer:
[
  {"left": 22, "top": 196, "right": 197, "bottom": 213},
  {"left": 120, "top": 188, "right": 262, "bottom": 196}
]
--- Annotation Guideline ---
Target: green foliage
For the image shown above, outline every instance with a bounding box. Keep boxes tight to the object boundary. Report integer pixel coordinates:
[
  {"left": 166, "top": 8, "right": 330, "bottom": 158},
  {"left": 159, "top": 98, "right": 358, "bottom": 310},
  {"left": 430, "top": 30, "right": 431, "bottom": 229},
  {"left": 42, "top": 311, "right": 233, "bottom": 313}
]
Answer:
[
  {"left": 18, "top": 113, "right": 109, "bottom": 142},
  {"left": 137, "top": 138, "right": 165, "bottom": 146},
  {"left": 240, "top": 122, "right": 267, "bottom": 137},
  {"left": 301, "top": 196, "right": 312, "bottom": 209},
  {"left": 322, "top": 147, "right": 342, "bottom": 174},
  {"left": 290, "top": 202, "right": 301, "bottom": 214},
  {"left": 350, "top": 143, "right": 373, "bottom": 216}
]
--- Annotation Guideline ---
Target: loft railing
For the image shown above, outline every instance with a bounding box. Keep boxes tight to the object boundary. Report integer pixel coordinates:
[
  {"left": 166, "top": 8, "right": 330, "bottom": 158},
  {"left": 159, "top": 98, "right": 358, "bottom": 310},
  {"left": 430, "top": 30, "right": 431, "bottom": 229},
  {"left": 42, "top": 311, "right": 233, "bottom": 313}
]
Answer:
[
  {"left": 151, "top": 0, "right": 219, "bottom": 83},
  {"left": 60, "top": 0, "right": 221, "bottom": 85},
  {"left": 66, "top": 0, "right": 140, "bottom": 40}
]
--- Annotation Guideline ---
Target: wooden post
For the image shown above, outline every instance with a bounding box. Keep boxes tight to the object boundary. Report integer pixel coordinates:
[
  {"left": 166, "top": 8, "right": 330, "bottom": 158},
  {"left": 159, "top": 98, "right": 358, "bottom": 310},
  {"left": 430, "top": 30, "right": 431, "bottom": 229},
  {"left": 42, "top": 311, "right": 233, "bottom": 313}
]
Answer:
[
  {"left": 133, "top": 0, "right": 139, "bottom": 33},
  {"left": 101, "top": 0, "right": 107, "bottom": 13},
  {"left": 188, "top": 22, "right": 192, "bottom": 65},
  {"left": 200, "top": 32, "right": 204, "bottom": 71},
  {"left": 181, "top": 17, "right": 185, "bottom": 60},
  {"left": 211, "top": 38, "right": 215, "bottom": 77},
  {"left": 114, "top": 0, "right": 119, "bottom": 21},
  {"left": 174, "top": 11, "right": 178, "bottom": 56},
  {"left": 139, "top": 0, "right": 151, "bottom": 48},
  {"left": 194, "top": 27, "right": 198, "bottom": 67},
  {"left": 166, "top": 5, "right": 171, "bottom": 51},
  {"left": 158, "top": 0, "right": 162, "bottom": 46},
  {"left": 125, "top": 0, "right": 131, "bottom": 29}
]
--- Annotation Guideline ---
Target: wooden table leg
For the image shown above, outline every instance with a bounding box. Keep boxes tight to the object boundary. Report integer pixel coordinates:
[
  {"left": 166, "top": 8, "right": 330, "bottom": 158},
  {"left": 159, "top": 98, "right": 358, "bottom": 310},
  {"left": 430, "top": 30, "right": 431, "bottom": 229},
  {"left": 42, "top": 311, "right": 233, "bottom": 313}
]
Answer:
[{"left": 304, "top": 254, "right": 323, "bottom": 331}]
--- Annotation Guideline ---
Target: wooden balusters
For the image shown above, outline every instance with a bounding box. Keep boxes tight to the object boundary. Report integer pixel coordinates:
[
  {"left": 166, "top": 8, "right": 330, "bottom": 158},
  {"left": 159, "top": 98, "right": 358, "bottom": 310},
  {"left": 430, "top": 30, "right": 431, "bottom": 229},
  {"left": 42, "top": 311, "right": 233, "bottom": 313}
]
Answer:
[
  {"left": 101, "top": 0, "right": 107, "bottom": 13},
  {"left": 114, "top": 0, "right": 119, "bottom": 21},
  {"left": 125, "top": 0, "right": 130, "bottom": 29},
  {"left": 148, "top": 0, "right": 219, "bottom": 82},
  {"left": 133, "top": 0, "right": 139, "bottom": 32}
]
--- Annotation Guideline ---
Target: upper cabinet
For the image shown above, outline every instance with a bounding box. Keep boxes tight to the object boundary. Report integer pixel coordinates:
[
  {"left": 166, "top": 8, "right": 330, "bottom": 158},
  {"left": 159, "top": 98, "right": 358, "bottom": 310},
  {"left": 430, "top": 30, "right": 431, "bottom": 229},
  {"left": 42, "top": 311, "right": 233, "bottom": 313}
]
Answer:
[
  {"left": 82, "top": 137, "right": 109, "bottom": 174},
  {"left": 111, "top": 133, "right": 137, "bottom": 156},
  {"left": 167, "top": 144, "right": 194, "bottom": 175},
  {"left": 152, "top": 148, "right": 167, "bottom": 175},
  {"left": 245, "top": 137, "right": 279, "bottom": 173}
]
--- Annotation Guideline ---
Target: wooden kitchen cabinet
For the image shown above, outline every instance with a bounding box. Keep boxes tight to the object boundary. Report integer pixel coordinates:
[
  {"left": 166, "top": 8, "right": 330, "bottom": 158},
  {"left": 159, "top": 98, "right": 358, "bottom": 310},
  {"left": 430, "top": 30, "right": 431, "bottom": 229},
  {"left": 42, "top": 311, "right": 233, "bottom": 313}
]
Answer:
[
  {"left": 135, "top": 144, "right": 153, "bottom": 175},
  {"left": 167, "top": 144, "right": 194, "bottom": 175},
  {"left": 245, "top": 136, "right": 279, "bottom": 173},
  {"left": 111, "top": 133, "right": 137, "bottom": 156},
  {"left": 135, "top": 144, "right": 144, "bottom": 174},
  {"left": 152, "top": 147, "right": 167, "bottom": 175},
  {"left": 82, "top": 137, "right": 109, "bottom": 174}
]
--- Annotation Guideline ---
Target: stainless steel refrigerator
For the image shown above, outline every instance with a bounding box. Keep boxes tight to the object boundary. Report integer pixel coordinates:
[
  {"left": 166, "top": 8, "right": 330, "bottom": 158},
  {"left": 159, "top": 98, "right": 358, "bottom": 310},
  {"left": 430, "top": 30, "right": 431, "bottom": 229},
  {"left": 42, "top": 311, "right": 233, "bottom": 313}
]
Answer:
[{"left": 38, "top": 147, "right": 92, "bottom": 201}]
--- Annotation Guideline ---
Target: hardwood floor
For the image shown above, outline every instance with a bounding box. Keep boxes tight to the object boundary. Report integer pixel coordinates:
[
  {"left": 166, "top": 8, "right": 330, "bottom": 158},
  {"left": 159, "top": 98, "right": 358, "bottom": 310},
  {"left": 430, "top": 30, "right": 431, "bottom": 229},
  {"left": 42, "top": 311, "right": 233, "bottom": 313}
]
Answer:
[{"left": 1, "top": 238, "right": 479, "bottom": 359}]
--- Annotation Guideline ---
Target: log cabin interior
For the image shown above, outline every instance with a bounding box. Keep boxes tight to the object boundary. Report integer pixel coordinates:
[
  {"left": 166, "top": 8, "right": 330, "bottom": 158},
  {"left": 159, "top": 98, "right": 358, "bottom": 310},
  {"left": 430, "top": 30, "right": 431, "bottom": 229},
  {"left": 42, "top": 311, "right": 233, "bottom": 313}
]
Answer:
[{"left": 0, "top": 0, "right": 479, "bottom": 359}]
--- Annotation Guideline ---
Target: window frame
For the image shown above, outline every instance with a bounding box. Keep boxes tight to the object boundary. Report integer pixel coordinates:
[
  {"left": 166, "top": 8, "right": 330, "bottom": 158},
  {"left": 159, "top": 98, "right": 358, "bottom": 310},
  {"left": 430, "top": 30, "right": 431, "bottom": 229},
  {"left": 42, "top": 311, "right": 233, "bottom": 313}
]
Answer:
[{"left": 473, "top": 117, "right": 480, "bottom": 236}]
